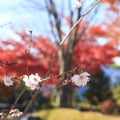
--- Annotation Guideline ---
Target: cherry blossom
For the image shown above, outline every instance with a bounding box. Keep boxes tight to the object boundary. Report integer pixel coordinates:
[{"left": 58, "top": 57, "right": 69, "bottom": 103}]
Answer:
[
  {"left": 23, "top": 73, "right": 41, "bottom": 90},
  {"left": 3, "top": 75, "right": 14, "bottom": 86},
  {"left": 74, "top": 0, "right": 81, "bottom": 8},
  {"left": 71, "top": 72, "right": 90, "bottom": 86},
  {"left": 9, "top": 109, "right": 23, "bottom": 117}
]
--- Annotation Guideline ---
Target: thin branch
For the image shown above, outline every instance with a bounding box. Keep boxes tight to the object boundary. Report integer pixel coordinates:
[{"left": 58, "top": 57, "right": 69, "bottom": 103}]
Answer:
[
  {"left": 46, "top": 0, "right": 62, "bottom": 43},
  {"left": 73, "top": 1, "right": 100, "bottom": 48},
  {"left": 2, "top": 88, "right": 26, "bottom": 120},
  {"left": 25, "top": 30, "right": 33, "bottom": 75},
  {"left": 68, "top": 0, "right": 74, "bottom": 27},
  {"left": 19, "top": 90, "right": 39, "bottom": 119},
  {"left": 60, "top": 0, "right": 101, "bottom": 45},
  {"left": 73, "top": 26, "right": 86, "bottom": 47},
  {"left": 67, "top": 5, "right": 81, "bottom": 55},
  {"left": 45, "top": 0, "right": 58, "bottom": 43},
  {"left": 44, "top": 53, "right": 58, "bottom": 77},
  {"left": 49, "top": 0, "right": 62, "bottom": 41}
]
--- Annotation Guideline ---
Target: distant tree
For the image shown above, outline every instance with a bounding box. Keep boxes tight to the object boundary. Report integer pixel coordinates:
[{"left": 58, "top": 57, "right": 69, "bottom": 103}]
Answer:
[{"left": 84, "top": 71, "right": 112, "bottom": 105}]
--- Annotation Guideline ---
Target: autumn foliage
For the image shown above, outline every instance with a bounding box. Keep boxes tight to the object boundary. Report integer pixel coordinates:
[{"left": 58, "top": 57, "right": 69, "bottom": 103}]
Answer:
[
  {"left": 0, "top": 32, "right": 60, "bottom": 86},
  {"left": 0, "top": 26, "right": 119, "bottom": 83},
  {"left": 73, "top": 40, "right": 119, "bottom": 74},
  {"left": 0, "top": 0, "right": 119, "bottom": 105}
]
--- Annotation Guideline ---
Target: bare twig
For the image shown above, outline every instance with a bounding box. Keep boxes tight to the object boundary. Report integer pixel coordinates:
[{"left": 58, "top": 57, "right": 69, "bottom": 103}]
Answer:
[
  {"left": 2, "top": 88, "right": 26, "bottom": 120},
  {"left": 45, "top": 0, "right": 62, "bottom": 44},
  {"left": 26, "top": 30, "right": 33, "bottom": 75},
  {"left": 60, "top": 0, "right": 101, "bottom": 45},
  {"left": 45, "top": 0, "right": 58, "bottom": 42}
]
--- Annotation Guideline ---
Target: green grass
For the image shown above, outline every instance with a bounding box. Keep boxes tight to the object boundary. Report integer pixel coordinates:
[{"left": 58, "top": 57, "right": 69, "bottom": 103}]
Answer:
[{"left": 32, "top": 108, "right": 120, "bottom": 120}]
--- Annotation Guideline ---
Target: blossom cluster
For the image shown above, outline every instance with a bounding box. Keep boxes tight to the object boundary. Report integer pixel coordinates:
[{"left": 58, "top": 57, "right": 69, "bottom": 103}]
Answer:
[
  {"left": 9, "top": 109, "right": 23, "bottom": 117},
  {"left": 0, "top": 109, "right": 22, "bottom": 119},
  {"left": 23, "top": 73, "right": 41, "bottom": 90},
  {"left": 3, "top": 72, "right": 90, "bottom": 90}
]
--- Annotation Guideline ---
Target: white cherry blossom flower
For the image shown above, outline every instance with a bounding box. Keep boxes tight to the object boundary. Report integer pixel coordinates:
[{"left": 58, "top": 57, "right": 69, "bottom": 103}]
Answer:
[
  {"left": 3, "top": 76, "right": 14, "bottom": 86},
  {"left": 71, "top": 72, "right": 90, "bottom": 86},
  {"left": 29, "top": 73, "right": 41, "bottom": 85},
  {"left": 9, "top": 109, "right": 22, "bottom": 117},
  {"left": 23, "top": 75, "right": 29, "bottom": 86},
  {"left": 23, "top": 73, "right": 41, "bottom": 90},
  {"left": 74, "top": 0, "right": 81, "bottom": 8}
]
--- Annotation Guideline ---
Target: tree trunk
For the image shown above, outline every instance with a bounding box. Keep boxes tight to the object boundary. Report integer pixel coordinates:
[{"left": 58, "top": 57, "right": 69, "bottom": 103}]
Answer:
[
  {"left": 58, "top": 46, "right": 73, "bottom": 107},
  {"left": 60, "top": 84, "right": 73, "bottom": 107}
]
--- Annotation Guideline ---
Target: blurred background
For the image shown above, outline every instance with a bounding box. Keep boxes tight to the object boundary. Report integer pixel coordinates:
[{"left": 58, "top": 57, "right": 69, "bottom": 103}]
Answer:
[{"left": 0, "top": 0, "right": 120, "bottom": 120}]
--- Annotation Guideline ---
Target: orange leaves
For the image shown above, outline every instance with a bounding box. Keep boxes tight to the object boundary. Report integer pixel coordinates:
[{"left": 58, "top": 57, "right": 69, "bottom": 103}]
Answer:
[
  {"left": 102, "top": 0, "right": 120, "bottom": 5},
  {"left": 0, "top": 32, "right": 59, "bottom": 86},
  {"left": 89, "top": 25, "right": 107, "bottom": 37},
  {"left": 102, "top": 0, "right": 120, "bottom": 12},
  {"left": 73, "top": 40, "right": 119, "bottom": 75},
  {"left": 102, "top": 0, "right": 115, "bottom": 4}
]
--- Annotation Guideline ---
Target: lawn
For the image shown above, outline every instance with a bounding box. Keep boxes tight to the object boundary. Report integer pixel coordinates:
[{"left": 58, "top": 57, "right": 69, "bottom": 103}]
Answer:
[{"left": 32, "top": 108, "right": 120, "bottom": 120}]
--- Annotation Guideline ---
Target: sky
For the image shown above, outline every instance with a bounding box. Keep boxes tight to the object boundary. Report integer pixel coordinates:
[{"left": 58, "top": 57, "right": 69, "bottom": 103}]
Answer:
[
  {"left": 0, "top": 0, "right": 49, "bottom": 41},
  {"left": 101, "top": 65, "right": 120, "bottom": 85},
  {"left": 0, "top": 0, "right": 120, "bottom": 65},
  {"left": 0, "top": 0, "right": 105, "bottom": 41}
]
